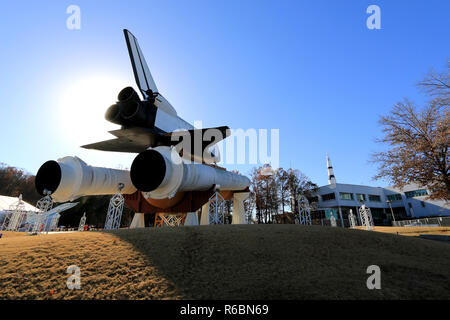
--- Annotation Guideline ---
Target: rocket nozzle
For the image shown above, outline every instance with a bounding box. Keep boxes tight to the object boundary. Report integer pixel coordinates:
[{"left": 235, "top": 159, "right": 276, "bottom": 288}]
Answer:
[
  {"left": 35, "top": 160, "right": 62, "bottom": 196},
  {"left": 130, "top": 149, "right": 168, "bottom": 192}
]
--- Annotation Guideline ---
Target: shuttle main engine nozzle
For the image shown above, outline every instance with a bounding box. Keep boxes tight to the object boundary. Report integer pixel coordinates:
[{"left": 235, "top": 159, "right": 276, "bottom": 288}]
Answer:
[
  {"left": 35, "top": 156, "right": 136, "bottom": 202},
  {"left": 104, "top": 86, "right": 154, "bottom": 127},
  {"left": 130, "top": 146, "right": 250, "bottom": 199}
]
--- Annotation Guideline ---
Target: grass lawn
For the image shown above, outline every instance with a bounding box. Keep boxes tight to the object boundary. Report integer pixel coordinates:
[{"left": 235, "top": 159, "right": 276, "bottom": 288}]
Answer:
[
  {"left": 353, "top": 226, "right": 450, "bottom": 237},
  {"left": 0, "top": 225, "right": 449, "bottom": 299}
]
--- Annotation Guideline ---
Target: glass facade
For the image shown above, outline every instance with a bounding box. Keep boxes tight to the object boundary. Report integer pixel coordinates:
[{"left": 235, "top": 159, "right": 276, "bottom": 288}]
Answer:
[
  {"left": 339, "top": 192, "right": 353, "bottom": 200},
  {"left": 356, "top": 193, "right": 366, "bottom": 201},
  {"left": 387, "top": 193, "right": 402, "bottom": 201},
  {"left": 368, "top": 194, "right": 381, "bottom": 202},
  {"left": 405, "top": 189, "right": 428, "bottom": 198},
  {"left": 322, "top": 193, "right": 336, "bottom": 201}
]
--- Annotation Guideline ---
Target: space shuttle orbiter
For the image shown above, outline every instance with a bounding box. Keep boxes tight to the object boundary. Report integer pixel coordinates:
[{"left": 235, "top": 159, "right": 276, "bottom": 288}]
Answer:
[
  {"left": 82, "top": 29, "right": 227, "bottom": 164},
  {"left": 35, "top": 30, "right": 250, "bottom": 221}
]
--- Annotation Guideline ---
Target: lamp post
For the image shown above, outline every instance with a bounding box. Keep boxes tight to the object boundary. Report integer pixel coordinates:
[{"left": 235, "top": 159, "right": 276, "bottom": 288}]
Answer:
[{"left": 386, "top": 199, "right": 395, "bottom": 224}]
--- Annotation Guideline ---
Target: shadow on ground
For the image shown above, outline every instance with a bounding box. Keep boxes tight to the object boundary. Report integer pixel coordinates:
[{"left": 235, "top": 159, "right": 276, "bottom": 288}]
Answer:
[{"left": 108, "top": 224, "right": 450, "bottom": 299}]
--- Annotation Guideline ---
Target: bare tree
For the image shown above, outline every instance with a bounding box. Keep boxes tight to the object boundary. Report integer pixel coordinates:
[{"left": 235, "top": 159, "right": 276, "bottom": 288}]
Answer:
[
  {"left": 0, "top": 163, "right": 41, "bottom": 203},
  {"left": 249, "top": 167, "right": 265, "bottom": 223},
  {"left": 373, "top": 62, "right": 449, "bottom": 200},
  {"left": 276, "top": 168, "right": 290, "bottom": 214},
  {"left": 287, "top": 168, "right": 318, "bottom": 213},
  {"left": 248, "top": 165, "right": 318, "bottom": 223},
  {"left": 417, "top": 60, "right": 450, "bottom": 102}
]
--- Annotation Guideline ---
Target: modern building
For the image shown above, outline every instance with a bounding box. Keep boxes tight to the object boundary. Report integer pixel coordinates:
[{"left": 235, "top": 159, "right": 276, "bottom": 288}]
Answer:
[{"left": 313, "top": 154, "right": 450, "bottom": 226}]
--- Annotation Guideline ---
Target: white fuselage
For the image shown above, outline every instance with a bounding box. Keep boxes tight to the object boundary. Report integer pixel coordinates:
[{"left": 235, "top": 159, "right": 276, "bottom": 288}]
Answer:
[{"left": 154, "top": 94, "right": 220, "bottom": 163}]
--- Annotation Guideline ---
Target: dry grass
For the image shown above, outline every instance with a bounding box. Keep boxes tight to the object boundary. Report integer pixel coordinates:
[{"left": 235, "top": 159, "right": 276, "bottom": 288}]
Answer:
[
  {"left": 353, "top": 226, "right": 450, "bottom": 237},
  {"left": 0, "top": 231, "right": 28, "bottom": 238},
  {"left": 0, "top": 225, "right": 449, "bottom": 300},
  {"left": 0, "top": 231, "right": 180, "bottom": 300}
]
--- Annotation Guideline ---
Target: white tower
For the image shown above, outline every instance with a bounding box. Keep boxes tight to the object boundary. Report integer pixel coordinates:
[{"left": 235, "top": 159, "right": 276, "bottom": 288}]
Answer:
[{"left": 326, "top": 152, "right": 336, "bottom": 185}]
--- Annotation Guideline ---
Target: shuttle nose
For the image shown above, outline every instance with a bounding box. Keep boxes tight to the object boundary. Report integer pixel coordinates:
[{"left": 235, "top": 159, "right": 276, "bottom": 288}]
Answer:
[
  {"left": 130, "top": 150, "right": 167, "bottom": 192},
  {"left": 35, "top": 160, "right": 62, "bottom": 196}
]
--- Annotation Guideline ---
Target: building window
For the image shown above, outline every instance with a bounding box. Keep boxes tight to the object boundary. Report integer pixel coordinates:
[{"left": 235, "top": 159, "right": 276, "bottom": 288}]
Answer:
[
  {"left": 339, "top": 192, "right": 353, "bottom": 200},
  {"left": 387, "top": 194, "right": 402, "bottom": 201},
  {"left": 356, "top": 194, "right": 366, "bottom": 202},
  {"left": 322, "top": 193, "right": 336, "bottom": 201},
  {"left": 407, "top": 202, "right": 414, "bottom": 216},
  {"left": 368, "top": 194, "right": 381, "bottom": 202},
  {"left": 405, "top": 189, "right": 428, "bottom": 198}
]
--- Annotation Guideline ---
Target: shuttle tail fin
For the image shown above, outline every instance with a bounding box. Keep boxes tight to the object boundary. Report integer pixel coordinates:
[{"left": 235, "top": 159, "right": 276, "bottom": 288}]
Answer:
[{"left": 123, "top": 29, "right": 158, "bottom": 100}]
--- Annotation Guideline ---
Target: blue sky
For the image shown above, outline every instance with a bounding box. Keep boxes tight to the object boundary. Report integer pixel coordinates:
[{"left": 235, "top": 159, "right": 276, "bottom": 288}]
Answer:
[{"left": 0, "top": 0, "right": 448, "bottom": 187}]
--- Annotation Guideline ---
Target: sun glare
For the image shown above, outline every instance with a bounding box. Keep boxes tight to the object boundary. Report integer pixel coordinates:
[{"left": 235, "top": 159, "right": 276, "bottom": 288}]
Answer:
[{"left": 58, "top": 76, "right": 130, "bottom": 145}]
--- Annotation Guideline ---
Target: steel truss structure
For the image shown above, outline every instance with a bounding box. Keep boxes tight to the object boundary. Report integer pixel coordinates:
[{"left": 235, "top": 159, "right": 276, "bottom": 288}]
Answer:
[
  {"left": 296, "top": 195, "right": 312, "bottom": 225},
  {"left": 208, "top": 191, "right": 225, "bottom": 224},
  {"left": 0, "top": 211, "right": 12, "bottom": 231},
  {"left": 30, "top": 193, "right": 54, "bottom": 234},
  {"left": 224, "top": 200, "right": 232, "bottom": 224},
  {"left": 36, "top": 193, "right": 54, "bottom": 212},
  {"left": 359, "top": 204, "right": 374, "bottom": 230},
  {"left": 4, "top": 195, "right": 27, "bottom": 231},
  {"left": 104, "top": 184, "right": 125, "bottom": 230},
  {"left": 49, "top": 214, "right": 61, "bottom": 231},
  {"left": 78, "top": 212, "right": 87, "bottom": 231},
  {"left": 154, "top": 214, "right": 185, "bottom": 227}
]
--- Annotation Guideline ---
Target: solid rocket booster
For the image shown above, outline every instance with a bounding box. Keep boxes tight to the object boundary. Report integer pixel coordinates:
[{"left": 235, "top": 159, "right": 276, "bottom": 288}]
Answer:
[
  {"left": 130, "top": 146, "right": 250, "bottom": 199},
  {"left": 35, "top": 146, "right": 250, "bottom": 203},
  {"left": 35, "top": 156, "right": 136, "bottom": 202}
]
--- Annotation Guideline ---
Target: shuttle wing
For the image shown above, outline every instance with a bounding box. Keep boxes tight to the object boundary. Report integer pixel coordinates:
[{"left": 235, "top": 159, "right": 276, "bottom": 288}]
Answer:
[
  {"left": 81, "top": 126, "right": 230, "bottom": 153},
  {"left": 81, "top": 127, "right": 166, "bottom": 153},
  {"left": 169, "top": 126, "right": 231, "bottom": 151}
]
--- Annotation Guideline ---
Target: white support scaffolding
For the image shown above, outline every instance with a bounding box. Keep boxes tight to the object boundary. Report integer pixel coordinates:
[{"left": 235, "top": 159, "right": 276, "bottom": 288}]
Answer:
[
  {"left": 6, "top": 195, "right": 27, "bottom": 231},
  {"left": 78, "top": 212, "right": 87, "bottom": 231},
  {"left": 297, "top": 195, "right": 312, "bottom": 225},
  {"left": 30, "top": 213, "right": 46, "bottom": 234},
  {"left": 348, "top": 209, "right": 357, "bottom": 228},
  {"left": 359, "top": 204, "right": 374, "bottom": 230},
  {"left": 1, "top": 211, "right": 12, "bottom": 231},
  {"left": 36, "top": 193, "right": 54, "bottom": 212},
  {"left": 208, "top": 191, "right": 225, "bottom": 225},
  {"left": 49, "top": 213, "right": 61, "bottom": 231},
  {"left": 31, "top": 192, "right": 54, "bottom": 234},
  {"left": 24, "top": 213, "right": 36, "bottom": 232},
  {"left": 104, "top": 184, "right": 125, "bottom": 230},
  {"left": 224, "top": 200, "right": 232, "bottom": 224}
]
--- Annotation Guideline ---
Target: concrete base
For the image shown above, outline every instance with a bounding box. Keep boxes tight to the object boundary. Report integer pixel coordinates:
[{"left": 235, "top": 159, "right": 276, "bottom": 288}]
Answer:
[
  {"left": 184, "top": 212, "right": 199, "bottom": 226},
  {"left": 232, "top": 192, "right": 250, "bottom": 224},
  {"left": 129, "top": 212, "right": 145, "bottom": 228},
  {"left": 200, "top": 202, "right": 210, "bottom": 225}
]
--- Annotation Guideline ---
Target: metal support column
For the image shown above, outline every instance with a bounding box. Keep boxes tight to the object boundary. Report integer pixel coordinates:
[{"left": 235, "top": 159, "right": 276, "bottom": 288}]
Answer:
[{"left": 104, "top": 183, "right": 125, "bottom": 230}]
